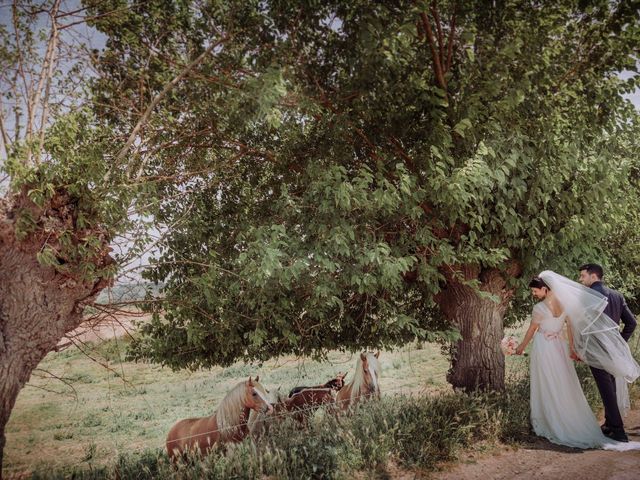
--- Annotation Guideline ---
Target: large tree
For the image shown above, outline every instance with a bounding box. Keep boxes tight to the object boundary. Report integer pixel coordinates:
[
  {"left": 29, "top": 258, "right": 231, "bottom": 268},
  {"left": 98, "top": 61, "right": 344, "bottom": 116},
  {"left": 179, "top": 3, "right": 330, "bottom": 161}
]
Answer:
[
  {"left": 84, "top": 0, "right": 640, "bottom": 391},
  {"left": 0, "top": 0, "right": 211, "bottom": 472},
  {"left": 0, "top": 2, "right": 132, "bottom": 472}
]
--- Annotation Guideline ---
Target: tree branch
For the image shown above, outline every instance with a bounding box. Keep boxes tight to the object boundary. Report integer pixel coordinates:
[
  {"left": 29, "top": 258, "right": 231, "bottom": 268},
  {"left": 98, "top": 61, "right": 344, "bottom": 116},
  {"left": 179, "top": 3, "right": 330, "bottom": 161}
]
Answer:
[
  {"left": 12, "top": 1, "right": 32, "bottom": 147},
  {"left": 388, "top": 136, "right": 418, "bottom": 174},
  {"left": 31, "top": 368, "right": 78, "bottom": 400},
  {"left": 430, "top": 1, "right": 445, "bottom": 68},
  {"left": 36, "top": 0, "right": 62, "bottom": 163},
  {"left": 111, "top": 35, "right": 229, "bottom": 179},
  {"left": 18, "top": 0, "right": 62, "bottom": 165},
  {"left": 0, "top": 97, "right": 10, "bottom": 157},
  {"left": 445, "top": 5, "right": 457, "bottom": 73},
  {"left": 556, "top": 4, "right": 631, "bottom": 88},
  {"left": 353, "top": 127, "right": 385, "bottom": 163},
  {"left": 58, "top": 2, "right": 147, "bottom": 31},
  {"left": 419, "top": 11, "right": 447, "bottom": 92}
]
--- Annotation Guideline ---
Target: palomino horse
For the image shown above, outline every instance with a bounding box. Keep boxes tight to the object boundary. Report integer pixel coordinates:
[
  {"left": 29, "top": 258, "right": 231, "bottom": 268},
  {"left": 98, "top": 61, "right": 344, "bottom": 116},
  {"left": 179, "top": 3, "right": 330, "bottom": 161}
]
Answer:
[
  {"left": 288, "top": 372, "right": 347, "bottom": 397},
  {"left": 166, "top": 376, "right": 273, "bottom": 460},
  {"left": 335, "top": 352, "right": 381, "bottom": 410}
]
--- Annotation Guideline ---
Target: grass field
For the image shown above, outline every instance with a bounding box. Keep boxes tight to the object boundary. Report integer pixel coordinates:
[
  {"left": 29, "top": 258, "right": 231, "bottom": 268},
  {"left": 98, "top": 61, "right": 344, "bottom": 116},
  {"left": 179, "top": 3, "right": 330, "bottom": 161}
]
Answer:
[
  {"left": 8, "top": 320, "right": 526, "bottom": 477},
  {"left": 5, "top": 314, "right": 639, "bottom": 479}
]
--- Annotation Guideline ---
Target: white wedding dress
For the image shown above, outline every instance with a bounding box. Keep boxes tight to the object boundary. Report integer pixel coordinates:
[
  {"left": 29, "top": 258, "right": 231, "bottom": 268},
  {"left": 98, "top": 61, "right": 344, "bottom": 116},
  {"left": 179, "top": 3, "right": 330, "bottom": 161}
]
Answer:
[{"left": 529, "top": 302, "right": 640, "bottom": 450}]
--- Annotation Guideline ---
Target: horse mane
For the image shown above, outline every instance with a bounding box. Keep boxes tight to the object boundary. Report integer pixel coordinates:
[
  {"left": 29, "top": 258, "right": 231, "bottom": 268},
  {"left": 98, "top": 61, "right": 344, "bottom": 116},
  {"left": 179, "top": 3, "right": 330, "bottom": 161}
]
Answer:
[
  {"left": 347, "top": 352, "right": 380, "bottom": 402},
  {"left": 216, "top": 380, "right": 267, "bottom": 440}
]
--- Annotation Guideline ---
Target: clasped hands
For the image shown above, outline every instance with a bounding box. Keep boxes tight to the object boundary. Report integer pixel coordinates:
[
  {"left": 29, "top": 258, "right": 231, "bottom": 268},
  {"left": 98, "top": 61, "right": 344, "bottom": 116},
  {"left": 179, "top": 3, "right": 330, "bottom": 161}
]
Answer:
[{"left": 569, "top": 348, "right": 582, "bottom": 362}]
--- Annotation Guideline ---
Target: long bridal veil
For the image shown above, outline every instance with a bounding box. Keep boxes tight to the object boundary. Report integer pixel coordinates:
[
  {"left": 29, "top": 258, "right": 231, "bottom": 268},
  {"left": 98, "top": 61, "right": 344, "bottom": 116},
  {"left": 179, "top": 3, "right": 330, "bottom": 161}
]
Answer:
[
  {"left": 539, "top": 270, "right": 640, "bottom": 383},
  {"left": 537, "top": 270, "right": 640, "bottom": 418}
]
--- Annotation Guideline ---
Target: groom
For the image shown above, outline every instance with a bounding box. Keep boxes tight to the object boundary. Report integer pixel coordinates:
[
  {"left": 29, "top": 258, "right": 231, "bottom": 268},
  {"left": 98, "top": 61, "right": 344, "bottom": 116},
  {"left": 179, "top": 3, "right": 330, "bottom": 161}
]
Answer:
[{"left": 578, "top": 263, "right": 637, "bottom": 442}]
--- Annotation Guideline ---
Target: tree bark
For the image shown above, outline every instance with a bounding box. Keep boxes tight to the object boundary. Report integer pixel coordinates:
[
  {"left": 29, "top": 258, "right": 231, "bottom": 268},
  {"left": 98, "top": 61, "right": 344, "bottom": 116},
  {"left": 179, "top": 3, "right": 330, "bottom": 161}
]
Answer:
[
  {"left": 436, "top": 265, "right": 517, "bottom": 392},
  {"left": 0, "top": 192, "right": 112, "bottom": 478}
]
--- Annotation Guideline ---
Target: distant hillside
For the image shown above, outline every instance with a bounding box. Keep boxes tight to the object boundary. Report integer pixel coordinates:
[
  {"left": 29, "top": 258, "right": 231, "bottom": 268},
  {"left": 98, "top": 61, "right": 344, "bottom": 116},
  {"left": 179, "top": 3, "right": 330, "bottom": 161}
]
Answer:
[{"left": 96, "top": 282, "right": 163, "bottom": 303}]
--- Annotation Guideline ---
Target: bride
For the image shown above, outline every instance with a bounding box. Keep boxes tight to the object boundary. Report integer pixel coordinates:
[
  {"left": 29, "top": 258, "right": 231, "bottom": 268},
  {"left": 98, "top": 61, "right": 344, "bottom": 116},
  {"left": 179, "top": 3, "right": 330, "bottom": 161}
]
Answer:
[{"left": 515, "top": 270, "right": 640, "bottom": 450}]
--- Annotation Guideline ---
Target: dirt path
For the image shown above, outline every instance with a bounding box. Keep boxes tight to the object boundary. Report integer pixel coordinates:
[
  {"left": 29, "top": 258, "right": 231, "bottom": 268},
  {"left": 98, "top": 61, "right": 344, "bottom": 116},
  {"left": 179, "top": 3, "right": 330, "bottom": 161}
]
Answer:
[{"left": 433, "top": 410, "right": 640, "bottom": 480}]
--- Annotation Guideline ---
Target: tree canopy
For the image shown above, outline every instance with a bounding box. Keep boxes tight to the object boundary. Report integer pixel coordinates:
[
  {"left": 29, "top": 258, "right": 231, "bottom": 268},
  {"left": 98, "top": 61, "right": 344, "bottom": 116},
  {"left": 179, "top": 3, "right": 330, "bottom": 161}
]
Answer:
[{"left": 81, "top": 1, "right": 640, "bottom": 386}]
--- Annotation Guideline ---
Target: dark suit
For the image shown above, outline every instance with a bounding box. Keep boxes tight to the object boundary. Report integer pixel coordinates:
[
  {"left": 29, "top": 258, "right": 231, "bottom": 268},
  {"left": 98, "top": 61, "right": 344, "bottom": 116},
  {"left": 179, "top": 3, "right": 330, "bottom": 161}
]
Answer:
[{"left": 589, "top": 281, "right": 637, "bottom": 432}]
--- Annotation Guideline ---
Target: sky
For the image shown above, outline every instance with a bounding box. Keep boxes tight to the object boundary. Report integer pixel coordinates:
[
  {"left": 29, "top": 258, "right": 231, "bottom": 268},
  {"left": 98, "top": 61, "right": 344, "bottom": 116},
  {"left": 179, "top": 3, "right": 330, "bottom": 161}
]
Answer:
[
  {"left": 0, "top": 0, "right": 107, "bottom": 143},
  {"left": 620, "top": 70, "right": 640, "bottom": 108}
]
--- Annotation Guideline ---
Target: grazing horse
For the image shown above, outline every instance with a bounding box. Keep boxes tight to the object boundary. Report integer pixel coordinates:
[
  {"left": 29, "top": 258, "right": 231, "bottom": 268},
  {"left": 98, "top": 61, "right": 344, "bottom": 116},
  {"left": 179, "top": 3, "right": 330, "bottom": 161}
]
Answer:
[
  {"left": 288, "top": 372, "right": 347, "bottom": 398},
  {"left": 285, "top": 388, "right": 336, "bottom": 422},
  {"left": 335, "top": 352, "right": 381, "bottom": 410},
  {"left": 249, "top": 387, "right": 337, "bottom": 438},
  {"left": 166, "top": 376, "right": 273, "bottom": 460}
]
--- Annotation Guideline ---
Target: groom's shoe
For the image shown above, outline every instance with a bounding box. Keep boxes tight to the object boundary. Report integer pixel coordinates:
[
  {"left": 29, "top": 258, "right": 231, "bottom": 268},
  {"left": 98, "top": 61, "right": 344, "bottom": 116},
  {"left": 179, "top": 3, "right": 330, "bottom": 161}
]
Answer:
[
  {"left": 605, "top": 429, "right": 629, "bottom": 443},
  {"left": 601, "top": 424, "right": 612, "bottom": 435}
]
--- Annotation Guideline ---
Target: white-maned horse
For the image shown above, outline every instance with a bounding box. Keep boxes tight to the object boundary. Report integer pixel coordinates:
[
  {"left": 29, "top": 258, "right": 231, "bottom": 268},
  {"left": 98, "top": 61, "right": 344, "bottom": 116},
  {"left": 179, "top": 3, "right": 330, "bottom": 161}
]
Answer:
[
  {"left": 335, "top": 352, "right": 381, "bottom": 410},
  {"left": 166, "top": 376, "right": 273, "bottom": 461}
]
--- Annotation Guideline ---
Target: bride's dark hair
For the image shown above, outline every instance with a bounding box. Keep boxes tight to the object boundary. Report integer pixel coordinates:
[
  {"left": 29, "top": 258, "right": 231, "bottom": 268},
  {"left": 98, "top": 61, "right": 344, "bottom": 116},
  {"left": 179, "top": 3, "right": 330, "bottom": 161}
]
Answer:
[{"left": 529, "top": 277, "right": 550, "bottom": 290}]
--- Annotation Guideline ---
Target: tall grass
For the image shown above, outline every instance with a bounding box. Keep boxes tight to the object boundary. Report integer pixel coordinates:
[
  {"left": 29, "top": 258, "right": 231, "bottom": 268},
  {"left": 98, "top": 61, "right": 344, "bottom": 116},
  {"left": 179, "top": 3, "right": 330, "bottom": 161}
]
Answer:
[
  {"left": 27, "top": 361, "right": 551, "bottom": 480},
  {"left": 29, "top": 352, "right": 627, "bottom": 480},
  {"left": 6, "top": 338, "right": 451, "bottom": 474},
  {"left": 25, "top": 343, "right": 637, "bottom": 479}
]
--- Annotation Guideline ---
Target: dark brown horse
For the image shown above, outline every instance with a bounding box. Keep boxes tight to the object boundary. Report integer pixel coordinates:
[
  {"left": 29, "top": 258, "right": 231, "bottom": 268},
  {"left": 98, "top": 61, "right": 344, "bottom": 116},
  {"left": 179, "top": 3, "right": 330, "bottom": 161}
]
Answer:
[
  {"left": 166, "top": 376, "right": 272, "bottom": 461},
  {"left": 288, "top": 372, "right": 347, "bottom": 397},
  {"left": 249, "top": 387, "right": 336, "bottom": 438},
  {"left": 285, "top": 388, "right": 336, "bottom": 422}
]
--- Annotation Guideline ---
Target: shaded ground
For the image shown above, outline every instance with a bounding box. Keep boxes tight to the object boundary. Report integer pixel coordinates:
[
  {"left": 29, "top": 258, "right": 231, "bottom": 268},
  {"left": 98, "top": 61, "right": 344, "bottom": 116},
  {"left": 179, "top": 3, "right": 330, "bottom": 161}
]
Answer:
[{"left": 433, "top": 410, "right": 640, "bottom": 480}]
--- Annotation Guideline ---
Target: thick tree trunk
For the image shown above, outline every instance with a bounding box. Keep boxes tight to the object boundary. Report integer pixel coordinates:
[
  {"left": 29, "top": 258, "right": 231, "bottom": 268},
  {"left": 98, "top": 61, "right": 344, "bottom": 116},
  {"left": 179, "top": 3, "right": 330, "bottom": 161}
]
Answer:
[
  {"left": 436, "top": 264, "right": 519, "bottom": 392},
  {"left": 0, "top": 193, "right": 112, "bottom": 478}
]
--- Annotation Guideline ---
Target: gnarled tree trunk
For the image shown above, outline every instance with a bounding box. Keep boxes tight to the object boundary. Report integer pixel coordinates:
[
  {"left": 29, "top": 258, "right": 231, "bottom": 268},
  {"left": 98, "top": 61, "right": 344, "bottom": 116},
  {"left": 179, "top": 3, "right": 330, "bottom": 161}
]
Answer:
[
  {"left": 436, "top": 264, "right": 520, "bottom": 392},
  {"left": 0, "top": 192, "right": 112, "bottom": 478}
]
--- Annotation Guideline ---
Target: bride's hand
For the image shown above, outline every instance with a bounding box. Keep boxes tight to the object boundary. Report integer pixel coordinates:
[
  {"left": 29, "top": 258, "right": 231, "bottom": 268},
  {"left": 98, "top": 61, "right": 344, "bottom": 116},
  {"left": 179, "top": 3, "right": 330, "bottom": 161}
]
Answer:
[
  {"left": 569, "top": 349, "right": 582, "bottom": 362},
  {"left": 515, "top": 346, "right": 524, "bottom": 355}
]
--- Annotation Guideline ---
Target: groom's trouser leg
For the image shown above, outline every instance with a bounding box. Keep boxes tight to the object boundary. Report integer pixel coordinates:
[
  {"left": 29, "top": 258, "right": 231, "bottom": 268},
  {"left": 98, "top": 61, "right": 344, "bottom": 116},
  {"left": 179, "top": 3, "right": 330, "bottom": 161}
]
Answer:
[{"left": 590, "top": 366, "right": 623, "bottom": 430}]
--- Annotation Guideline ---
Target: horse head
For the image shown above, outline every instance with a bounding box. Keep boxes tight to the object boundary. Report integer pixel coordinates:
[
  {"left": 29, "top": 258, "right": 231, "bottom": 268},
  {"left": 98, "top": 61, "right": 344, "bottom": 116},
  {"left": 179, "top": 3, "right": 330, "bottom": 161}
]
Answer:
[
  {"left": 325, "top": 371, "right": 348, "bottom": 391},
  {"left": 359, "top": 352, "right": 381, "bottom": 397},
  {"left": 245, "top": 376, "right": 274, "bottom": 414},
  {"left": 335, "top": 371, "right": 347, "bottom": 389}
]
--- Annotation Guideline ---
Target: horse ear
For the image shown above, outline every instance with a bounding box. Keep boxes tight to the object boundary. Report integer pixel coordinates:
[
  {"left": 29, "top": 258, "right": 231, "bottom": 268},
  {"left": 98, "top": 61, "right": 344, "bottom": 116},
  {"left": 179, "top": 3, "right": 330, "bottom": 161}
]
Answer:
[
  {"left": 255, "top": 375, "right": 260, "bottom": 383},
  {"left": 374, "top": 351, "right": 380, "bottom": 358},
  {"left": 360, "top": 352, "right": 367, "bottom": 362},
  {"left": 248, "top": 376, "right": 254, "bottom": 386}
]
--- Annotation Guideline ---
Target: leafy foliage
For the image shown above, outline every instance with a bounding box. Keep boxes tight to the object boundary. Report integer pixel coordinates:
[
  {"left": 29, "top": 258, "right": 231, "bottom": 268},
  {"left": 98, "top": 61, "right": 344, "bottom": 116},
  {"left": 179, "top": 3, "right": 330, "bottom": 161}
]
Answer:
[
  {"left": 2, "top": 110, "right": 136, "bottom": 281},
  {"left": 83, "top": 1, "right": 640, "bottom": 370}
]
